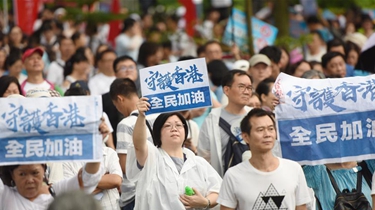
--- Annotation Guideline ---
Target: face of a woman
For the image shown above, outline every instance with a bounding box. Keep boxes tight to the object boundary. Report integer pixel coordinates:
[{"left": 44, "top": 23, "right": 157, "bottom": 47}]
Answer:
[
  {"left": 347, "top": 49, "right": 359, "bottom": 67},
  {"left": 11, "top": 164, "right": 45, "bottom": 200},
  {"left": 10, "top": 27, "right": 23, "bottom": 44},
  {"left": 9, "top": 60, "right": 23, "bottom": 76},
  {"left": 74, "top": 61, "right": 89, "bottom": 73},
  {"left": 161, "top": 115, "right": 185, "bottom": 147},
  {"left": 3, "top": 82, "right": 20, "bottom": 97}
]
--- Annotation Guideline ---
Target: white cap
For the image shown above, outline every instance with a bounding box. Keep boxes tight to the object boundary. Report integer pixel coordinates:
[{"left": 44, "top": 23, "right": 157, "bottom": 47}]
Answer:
[
  {"left": 249, "top": 54, "right": 271, "bottom": 67},
  {"left": 233, "top": 60, "right": 250, "bottom": 71},
  {"left": 26, "top": 88, "right": 52, "bottom": 98},
  {"left": 7, "top": 94, "right": 25, "bottom": 98}
]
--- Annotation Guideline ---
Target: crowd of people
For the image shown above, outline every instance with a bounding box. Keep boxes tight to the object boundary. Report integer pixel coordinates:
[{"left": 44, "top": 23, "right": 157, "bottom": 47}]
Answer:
[{"left": 2, "top": 2, "right": 375, "bottom": 210}]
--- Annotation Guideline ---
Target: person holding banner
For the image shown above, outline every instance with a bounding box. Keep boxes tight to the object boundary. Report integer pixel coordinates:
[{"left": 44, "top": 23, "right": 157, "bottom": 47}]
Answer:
[
  {"left": 126, "top": 98, "right": 222, "bottom": 210},
  {"left": 0, "top": 120, "right": 108, "bottom": 210}
]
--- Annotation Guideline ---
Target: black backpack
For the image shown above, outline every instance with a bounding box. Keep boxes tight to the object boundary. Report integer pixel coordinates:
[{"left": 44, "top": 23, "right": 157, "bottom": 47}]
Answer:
[
  {"left": 326, "top": 167, "right": 372, "bottom": 210},
  {"left": 219, "top": 117, "right": 249, "bottom": 174}
]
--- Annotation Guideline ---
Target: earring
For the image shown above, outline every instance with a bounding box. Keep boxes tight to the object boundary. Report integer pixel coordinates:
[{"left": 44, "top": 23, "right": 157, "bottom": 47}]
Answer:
[{"left": 11, "top": 180, "right": 15, "bottom": 187}]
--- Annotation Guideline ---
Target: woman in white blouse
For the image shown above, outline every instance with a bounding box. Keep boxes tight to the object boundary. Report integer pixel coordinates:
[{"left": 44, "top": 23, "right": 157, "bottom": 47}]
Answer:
[{"left": 127, "top": 97, "right": 222, "bottom": 210}]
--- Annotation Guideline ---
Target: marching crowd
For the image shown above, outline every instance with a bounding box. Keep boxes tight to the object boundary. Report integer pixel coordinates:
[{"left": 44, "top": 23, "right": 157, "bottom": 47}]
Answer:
[{"left": 1, "top": 3, "right": 375, "bottom": 210}]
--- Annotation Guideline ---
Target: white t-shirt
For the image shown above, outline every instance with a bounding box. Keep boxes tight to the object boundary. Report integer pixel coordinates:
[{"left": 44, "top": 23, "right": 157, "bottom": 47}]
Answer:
[
  {"left": 0, "top": 165, "right": 102, "bottom": 210},
  {"left": 46, "top": 59, "right": 65, "bottom": 87},
  {"left": 23, "top": 80, "right": 52, "bottom": 94},
  {"left": 217, "top": 157, "right": 311, "bottom": 210},
  {"left": 115, "top": 34, "right": 143, "bottom": 61},
  {"left": 126, "top": 141, "right": 222, "bottom": 210},
  {"left": 63, "top": 147, "right": 122, "bottom": 210},
  {"left": 88, "top": 73, "right": 116, "bottom": 96}
]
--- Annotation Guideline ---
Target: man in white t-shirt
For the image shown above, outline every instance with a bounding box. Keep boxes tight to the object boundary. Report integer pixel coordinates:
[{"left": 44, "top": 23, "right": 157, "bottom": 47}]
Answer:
[
  {"left": 109, "top": 78, "right": 158, "bottom": 210},
  {"left": 47, "top": 36, "right": 75, "bottom": 87},
  {"left": 21, "top": 47, "right": 55, "bottom": 95},
  {"left": 217, "top": 109, "right": 310, "bottom": 210},
  {"left": 88, "top": 49, "right": 117, "bottom": 95}
]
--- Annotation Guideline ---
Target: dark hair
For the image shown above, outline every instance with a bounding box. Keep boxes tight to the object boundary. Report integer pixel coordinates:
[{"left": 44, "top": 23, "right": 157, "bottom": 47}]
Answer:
[
  {"left": 259, "top": 46, "right": 282, "bottom": 63},
  {"left": 361, "top": 14, "right": 373, "bottom": 23},
  {"left": 306, "top": 15, "right": 323, "bottom": 25},
  {"left": 113, "top": 55, "right": 136, "bottom": 73},
  {"left": 1, "top": 164, "right": 47, "bottom": 186},
  {"left": 204, "top": 40, "right": 221, "bottom": 52},
  {"left": 287, "top": 60, "right": 312, "bottom": 76},
  {"left": 0, "top": 75, "right": 22, "bottom": 97},
  {"left": 346, "top": 41, "right": 361, "bottom": 66},
  {"left": 122, "top": 18, "right": 136, "bottom": 32},
  {"left": 137, "top": 42, "right": 161, "bottom": 67},
  {"left": 327, "top": 38, "right": 347, "bottom": 57},
  {"left": 109, "top": 78, "right": 138, "bottom": 101},
  {"left": 255, "top": 78, "right": 275, "bottom": 102},
  {"left": 152, "top": 112, "right": 188, "bottom": 147},
  {"left": 240, "top": 108, "right": 275, "bottom": 134},
  {"left": 167, "top": 14, "right": 180, "bottom": 23},
  {"left": 58, "top": 35, "right": 72, "bottom": 46},
  {"left": 197, "top": 45, "right": 205, "bottom": 56},
  {"left": 64, "top": 87, "right": 87, "bottom": 96},
  {"left": 94, "top": 49, "right": 116, "bottom": 67},
  {"left": 4, "top": 50, "right": 22, "bottom": 69},
  {"left": 178, "top": 56, "right": 196, "bottom": 62},
  {"left": 162, "top": 41, "right": 172, "bottom": 49},
  {"left": 207, "top": 59, "right": 229, "bottom": 86},
  {"left": 222, "top": 69, "right": 252, "bottom": 87},
  {"left": 63, "top": 51, "right": 88, "bottom": 78},
  {"left": 309, "top": 60, "right": 322, "bottom": 68},
  {"left": 310, "top": 30, "right": 325, "bottom": 43},
  {"left": 71, "top": 31, "right": 83, "bottom": 44},
  {"left": 321, "top": 51, "right": 345, "bottom": 69}
]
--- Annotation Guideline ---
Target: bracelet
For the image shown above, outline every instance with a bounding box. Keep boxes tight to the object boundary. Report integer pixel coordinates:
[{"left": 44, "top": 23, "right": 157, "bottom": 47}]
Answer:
[{"left": 205, "top": 198, "right": 211, "bottom": 209}]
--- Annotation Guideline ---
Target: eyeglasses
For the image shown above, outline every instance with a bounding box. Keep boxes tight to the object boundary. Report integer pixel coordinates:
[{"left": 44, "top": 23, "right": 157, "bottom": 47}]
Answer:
[
  {"left": 162, "top": 123, "right": 185, "bottom": 130},
  {"left": 116, "top": 65, "right": 136, "bottom": 72},
  {"left": 236, "top": 84, "right": 253, "bottom": 92}
]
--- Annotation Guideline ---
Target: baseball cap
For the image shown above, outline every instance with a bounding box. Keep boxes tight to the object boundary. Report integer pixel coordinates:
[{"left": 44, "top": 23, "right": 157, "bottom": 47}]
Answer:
[
  {"left": 70, "top": 80, "right": 90, "bottom": 93},
  {"left": 248, "top": 54, "right": 271, "bottom": 67},
  {"left": 22, "top": 47, "right": 44, "bottom": 62},
  {"left": 26, "top": 88, "right": 61, "bottom": 98},
  {"left": 233, "top": 60, "right": 250, "bottom": 71}
]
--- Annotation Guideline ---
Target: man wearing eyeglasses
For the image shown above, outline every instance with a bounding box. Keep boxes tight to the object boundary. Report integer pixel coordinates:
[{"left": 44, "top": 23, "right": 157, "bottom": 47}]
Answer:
[{"left": 198, "top": 70, "right": 252, "bottom": 177}]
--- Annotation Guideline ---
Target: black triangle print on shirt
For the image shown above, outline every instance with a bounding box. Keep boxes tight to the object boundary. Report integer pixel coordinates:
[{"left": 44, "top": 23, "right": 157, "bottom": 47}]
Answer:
[{"left": 252, "top": 184, "right": 288, "bottom": 210}]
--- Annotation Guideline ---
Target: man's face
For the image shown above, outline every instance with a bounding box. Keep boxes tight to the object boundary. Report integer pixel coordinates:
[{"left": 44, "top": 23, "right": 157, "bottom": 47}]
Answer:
[
  {"left": 60, "top": 39, "right": 75, "bottom": 58},
  {"left": 115, "top": 59, "right": 138, "bottom": 81},
  {"left": 112, "top": 96, "right": 128, "bottom": 117},
  {"left": 98, "top": 52, "right": 116, "bottom": 73},
  {"left": 24, "top": 53, "right": 44, "bottom": 73},
  {"left": 325, "top": 56, "right": 346, "bottom": 78},
  {"left": 243, "top": 115, "right": 276, "bottom": 153},
  {"left": 248, "top": 63, "right": 271, "bottom": 85},
  {"left": 224, "top": 74, "right": 252, "bottom": 106},
  {"left": 205, "top": 43, "right": 222, "bottom": 62}
]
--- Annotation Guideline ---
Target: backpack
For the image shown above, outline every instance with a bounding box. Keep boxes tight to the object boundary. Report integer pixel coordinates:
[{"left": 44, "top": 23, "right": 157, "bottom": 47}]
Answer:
[
  {"left": 219, "top": 117, "right": 249, "bottom": 174},
  {"left": 326, "top": 167, "right": 372, "bottom": 210}
]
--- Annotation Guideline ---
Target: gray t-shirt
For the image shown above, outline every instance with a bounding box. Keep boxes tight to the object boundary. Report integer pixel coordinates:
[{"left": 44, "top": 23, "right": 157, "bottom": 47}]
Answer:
[{"left": 220, "top": 109, "right": 247, "bottom": 166}]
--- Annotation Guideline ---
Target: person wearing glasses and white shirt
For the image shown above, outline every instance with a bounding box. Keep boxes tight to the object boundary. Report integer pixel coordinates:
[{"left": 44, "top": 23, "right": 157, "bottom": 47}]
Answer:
[
  {"left": 198, "top": 70, "right": 252, "bottom": 177},
  {"left": 126, "top": 98, "right": 222, "bottom": 209}
]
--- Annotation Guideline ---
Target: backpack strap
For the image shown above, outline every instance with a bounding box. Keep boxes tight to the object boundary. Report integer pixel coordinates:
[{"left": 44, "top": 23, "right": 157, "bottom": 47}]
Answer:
[
  {"left": 131, "top": 112, "right": 153, "bottom": 136},
  {"left": 219, "top": 117, "right": 237, "bottom": 141},
  {"left": 326, "top": 167, "right": 363, "bottom": 194},
  {"left": 315, "top": 195, "right": 322, "bottom": 210},
  {"left": 359, "top": 161, "right": 372, "bottom": 188}
]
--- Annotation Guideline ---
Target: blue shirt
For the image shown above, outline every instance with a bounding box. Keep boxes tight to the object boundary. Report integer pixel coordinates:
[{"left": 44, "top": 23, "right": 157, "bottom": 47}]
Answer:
[{"left": 303, "top": 160, "right": 375, "bottom": 210}]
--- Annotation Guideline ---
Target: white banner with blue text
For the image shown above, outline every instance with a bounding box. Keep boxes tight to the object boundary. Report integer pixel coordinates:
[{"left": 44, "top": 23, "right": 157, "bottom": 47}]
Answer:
[
  {"left": 273, "top": 73, "right": 375, "bottom": 165},
  {"left": 0, "top": 96, "right": 103, "bottom": 165},
  {"left": 139, "top": 58, "right": 212, "bottom": 114}
]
